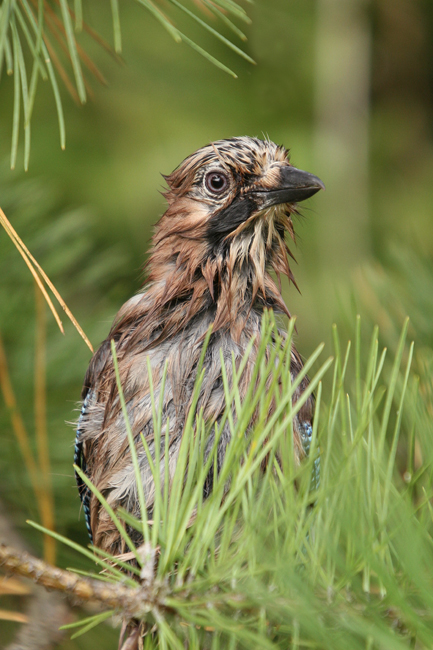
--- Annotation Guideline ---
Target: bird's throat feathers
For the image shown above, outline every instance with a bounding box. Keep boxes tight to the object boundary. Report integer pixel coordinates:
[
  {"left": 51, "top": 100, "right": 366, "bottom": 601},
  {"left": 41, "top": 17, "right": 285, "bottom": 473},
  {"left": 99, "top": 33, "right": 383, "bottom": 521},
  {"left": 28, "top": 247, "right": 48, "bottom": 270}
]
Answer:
[{"left": 136, "top": 200, "right": 298, "bottom": 343}]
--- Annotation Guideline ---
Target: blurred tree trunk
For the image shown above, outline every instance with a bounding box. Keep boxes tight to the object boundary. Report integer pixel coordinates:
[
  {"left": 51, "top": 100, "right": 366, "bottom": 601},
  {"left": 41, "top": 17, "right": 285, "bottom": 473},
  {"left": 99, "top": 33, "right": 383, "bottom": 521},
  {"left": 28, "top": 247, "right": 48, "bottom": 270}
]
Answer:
[{"left": 314, "top": 0, "right": 371, "bottom": 269}]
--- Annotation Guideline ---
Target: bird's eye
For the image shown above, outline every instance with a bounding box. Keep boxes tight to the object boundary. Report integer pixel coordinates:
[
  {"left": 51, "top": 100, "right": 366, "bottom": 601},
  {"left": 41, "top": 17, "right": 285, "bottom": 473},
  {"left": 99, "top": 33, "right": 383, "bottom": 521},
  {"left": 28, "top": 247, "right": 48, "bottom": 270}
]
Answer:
[{"left": 205, "top": 171, "right": 229, "bottom": 195}]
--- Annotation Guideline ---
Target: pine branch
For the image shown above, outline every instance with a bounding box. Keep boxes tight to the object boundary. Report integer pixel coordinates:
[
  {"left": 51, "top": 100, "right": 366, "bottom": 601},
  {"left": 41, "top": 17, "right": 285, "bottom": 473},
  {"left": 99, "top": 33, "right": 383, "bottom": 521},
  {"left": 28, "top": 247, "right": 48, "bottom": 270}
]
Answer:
[
  {"left": 0, "top": 543, "right": 159, "bottom": 618},
  {"left": 0, "top": 0, "right": 253, "bottom": 168}
]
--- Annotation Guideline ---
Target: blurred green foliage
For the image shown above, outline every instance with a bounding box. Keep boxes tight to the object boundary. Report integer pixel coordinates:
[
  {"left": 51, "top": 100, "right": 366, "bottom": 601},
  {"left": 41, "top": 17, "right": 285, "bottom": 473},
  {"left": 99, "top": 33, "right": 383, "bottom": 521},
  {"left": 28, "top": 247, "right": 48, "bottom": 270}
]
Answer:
[{"left": 0, "top": 0, "right": 433, "bottom": 647}]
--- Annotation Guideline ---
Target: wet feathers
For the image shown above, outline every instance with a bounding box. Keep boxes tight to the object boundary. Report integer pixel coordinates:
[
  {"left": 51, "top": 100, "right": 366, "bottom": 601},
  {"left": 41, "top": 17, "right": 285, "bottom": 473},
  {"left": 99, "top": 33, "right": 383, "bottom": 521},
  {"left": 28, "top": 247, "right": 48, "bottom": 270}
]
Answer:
[{"left": 74, "top": 136, "right": 324, "bottom": 553}]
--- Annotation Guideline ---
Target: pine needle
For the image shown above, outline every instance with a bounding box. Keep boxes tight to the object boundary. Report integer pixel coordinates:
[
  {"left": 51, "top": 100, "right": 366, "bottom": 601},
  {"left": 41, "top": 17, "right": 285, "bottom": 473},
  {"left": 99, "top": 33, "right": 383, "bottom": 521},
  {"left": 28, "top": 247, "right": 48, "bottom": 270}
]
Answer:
[{"left": 0, "top": 207, "right": 93, "bottom": 352}]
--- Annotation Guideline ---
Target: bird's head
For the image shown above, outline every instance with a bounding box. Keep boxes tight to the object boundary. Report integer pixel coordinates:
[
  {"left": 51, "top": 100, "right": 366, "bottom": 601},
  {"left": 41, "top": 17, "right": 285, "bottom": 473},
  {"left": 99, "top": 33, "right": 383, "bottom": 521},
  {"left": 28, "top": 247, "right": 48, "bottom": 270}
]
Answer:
[
  {"left": 146, "top": 137, "right": 324, "bottom": 335},
  {"left": 161, "top": 136, "right": 323, "bottom": 244}
]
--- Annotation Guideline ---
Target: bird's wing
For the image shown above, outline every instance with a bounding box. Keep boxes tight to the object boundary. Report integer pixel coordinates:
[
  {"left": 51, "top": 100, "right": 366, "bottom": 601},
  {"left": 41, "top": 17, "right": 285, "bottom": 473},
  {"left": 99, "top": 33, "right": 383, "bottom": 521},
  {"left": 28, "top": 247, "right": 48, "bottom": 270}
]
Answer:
[
  {"left": 74, "top": 391, "right": 94, "bottom": 542},
  {"left": 75, "top": 338, "right": 112, "bottom": 544}
]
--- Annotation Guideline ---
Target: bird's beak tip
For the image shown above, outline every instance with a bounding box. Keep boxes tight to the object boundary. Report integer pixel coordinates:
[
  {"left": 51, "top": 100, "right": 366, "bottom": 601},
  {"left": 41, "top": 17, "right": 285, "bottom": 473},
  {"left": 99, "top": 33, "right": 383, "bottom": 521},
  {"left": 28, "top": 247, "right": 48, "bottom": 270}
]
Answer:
[
  {"left": 298, "top": 171, "right": 325, "bottom": 194},
  {"left": 260, "top": 167, "right": 325, "bottom": 206}
]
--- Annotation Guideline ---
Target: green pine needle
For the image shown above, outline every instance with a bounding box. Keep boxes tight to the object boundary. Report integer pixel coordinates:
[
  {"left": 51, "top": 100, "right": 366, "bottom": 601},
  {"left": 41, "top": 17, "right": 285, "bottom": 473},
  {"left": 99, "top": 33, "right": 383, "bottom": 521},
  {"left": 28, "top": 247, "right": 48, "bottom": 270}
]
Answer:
[{"left": 27, "top": 315, "right": 433, "bottom": 648}]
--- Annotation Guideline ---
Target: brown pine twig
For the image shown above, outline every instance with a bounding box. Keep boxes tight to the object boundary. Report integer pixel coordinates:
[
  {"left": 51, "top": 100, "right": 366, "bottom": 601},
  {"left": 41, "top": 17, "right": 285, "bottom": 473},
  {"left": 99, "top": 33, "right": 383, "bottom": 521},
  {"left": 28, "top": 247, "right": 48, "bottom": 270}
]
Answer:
[{"left": 0, "top": 543, "right": 159, "bottom": 618}]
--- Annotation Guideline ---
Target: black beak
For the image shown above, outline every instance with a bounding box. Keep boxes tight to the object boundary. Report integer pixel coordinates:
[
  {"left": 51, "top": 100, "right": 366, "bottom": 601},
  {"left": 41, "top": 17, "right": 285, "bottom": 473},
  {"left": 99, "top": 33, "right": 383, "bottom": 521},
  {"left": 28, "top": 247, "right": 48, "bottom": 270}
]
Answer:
[{"left": 253, "top": 166, "right": 325, "bottom": 208}]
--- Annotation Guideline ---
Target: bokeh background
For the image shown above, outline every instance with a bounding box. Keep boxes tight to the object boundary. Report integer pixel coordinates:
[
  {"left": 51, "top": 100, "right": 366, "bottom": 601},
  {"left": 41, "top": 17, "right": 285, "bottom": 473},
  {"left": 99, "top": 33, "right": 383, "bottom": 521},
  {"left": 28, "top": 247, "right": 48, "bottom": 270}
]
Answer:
[{"left": 0, "top": 0, "right": 432, "bottom": 646}]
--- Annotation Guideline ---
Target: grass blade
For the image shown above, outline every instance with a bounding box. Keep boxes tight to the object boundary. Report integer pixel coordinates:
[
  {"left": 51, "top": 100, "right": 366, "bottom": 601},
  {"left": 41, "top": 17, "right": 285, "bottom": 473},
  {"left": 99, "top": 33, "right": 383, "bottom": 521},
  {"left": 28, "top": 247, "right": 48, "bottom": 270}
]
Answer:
[
  {"left": 10, "top": 21, "right": 21, "bottom": 170},
  {"left": 110, "top": 0, "right": 122, "bottom": 52},
  {"left": 20, "top": 0, "right": 66, "bottom": 148},
  {"left": 73, "top": 0, "right": 82, "bottom": 32},
  {"left": 74, "top": 464, "right": 141, "bottom": 562},
  {"left": 26, "top": 519, "right": 137, "bottom": 584},
  {"left": 0, "top": 0, "right": 12, "bottom": 79},
  {"left": 168, "top": 0, "right": 255, "bottom": 64},
  {"left": 204, "top": 1, "right": 247, "bottom": 41},
  {"left": 111, "top": 339, "right": 150, "bottom": 546},
  {"left": 11, "top": 18, "right": 31, "bottom": 170},
  {"left": 179, "top": 31, "right": 237, "bottom": 77},
  {"left": 134, "top": 0, "right": 182, "bottom": 43},
  {"left": 58, "top": 0, "right": 86, "bottom": 102}
]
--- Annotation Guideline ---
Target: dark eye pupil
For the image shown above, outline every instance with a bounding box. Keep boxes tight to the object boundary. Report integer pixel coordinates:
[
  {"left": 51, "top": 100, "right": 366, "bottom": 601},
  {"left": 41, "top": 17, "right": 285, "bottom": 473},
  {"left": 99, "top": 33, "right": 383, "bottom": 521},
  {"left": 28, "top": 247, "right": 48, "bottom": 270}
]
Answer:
[
  {"left": 211, "top": 175, "right": 224, "bottom": 189},
  {"left": 206, "top": 172, "right": 228, "bottom": 194}
]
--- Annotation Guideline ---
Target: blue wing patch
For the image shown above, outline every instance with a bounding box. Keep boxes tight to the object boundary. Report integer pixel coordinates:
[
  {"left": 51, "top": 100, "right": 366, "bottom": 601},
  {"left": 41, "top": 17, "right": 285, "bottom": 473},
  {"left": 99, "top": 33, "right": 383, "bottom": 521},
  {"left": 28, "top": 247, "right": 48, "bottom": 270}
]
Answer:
[
  {"left": 299, "top": 421, "right": 320, "bottom": 493},
  {"left": 75, "top": 392, "right": 93, "bottom": 543}
]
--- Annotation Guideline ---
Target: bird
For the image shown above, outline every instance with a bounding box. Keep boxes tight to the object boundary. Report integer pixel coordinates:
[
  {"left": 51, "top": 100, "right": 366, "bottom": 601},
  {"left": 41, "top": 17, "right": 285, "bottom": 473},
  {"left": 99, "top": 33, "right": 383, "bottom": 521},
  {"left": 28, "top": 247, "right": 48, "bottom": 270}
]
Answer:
[{"left": 74, "top": 136, "right": 324, "bottom": 555}]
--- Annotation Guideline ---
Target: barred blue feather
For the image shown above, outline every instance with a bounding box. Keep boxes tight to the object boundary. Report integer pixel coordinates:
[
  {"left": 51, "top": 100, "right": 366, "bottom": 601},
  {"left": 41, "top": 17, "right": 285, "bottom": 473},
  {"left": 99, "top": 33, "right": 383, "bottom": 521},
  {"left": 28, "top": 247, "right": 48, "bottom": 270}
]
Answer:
[
  {"left": 74, "top": 392, "right": 93, "bottom": 543},
  {"left": 300, "top": 421, "right": 320, "bottom": 493}
]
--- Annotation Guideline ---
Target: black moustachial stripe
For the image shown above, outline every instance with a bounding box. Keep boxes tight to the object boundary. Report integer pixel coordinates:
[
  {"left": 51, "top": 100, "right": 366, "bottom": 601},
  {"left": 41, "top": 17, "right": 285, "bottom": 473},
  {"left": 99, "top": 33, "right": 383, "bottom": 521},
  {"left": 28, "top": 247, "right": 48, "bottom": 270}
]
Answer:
[{"left": 207, "top": 194, "right": 258, "bottom": 243}]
